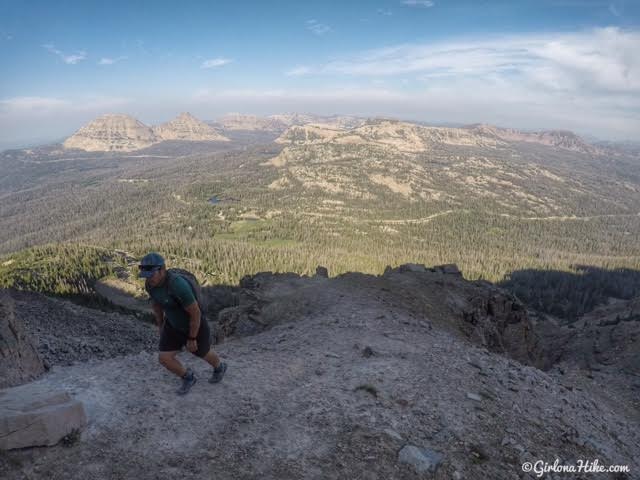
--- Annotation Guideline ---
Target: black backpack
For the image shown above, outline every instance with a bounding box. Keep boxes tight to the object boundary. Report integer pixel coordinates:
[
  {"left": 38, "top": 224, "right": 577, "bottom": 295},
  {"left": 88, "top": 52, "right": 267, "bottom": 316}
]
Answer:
[{"left": 146, "top": 268, "right": 205, "bottom": 314}]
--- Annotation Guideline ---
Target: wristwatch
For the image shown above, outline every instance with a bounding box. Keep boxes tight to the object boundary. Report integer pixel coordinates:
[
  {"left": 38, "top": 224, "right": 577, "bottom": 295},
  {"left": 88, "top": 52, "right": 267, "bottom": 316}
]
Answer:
[{"left": 188, "top": 337, "right": 197, "bottom": 341}]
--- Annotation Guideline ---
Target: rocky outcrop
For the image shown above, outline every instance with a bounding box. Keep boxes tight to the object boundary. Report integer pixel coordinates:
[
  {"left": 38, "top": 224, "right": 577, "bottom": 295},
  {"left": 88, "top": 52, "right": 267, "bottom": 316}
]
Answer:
[
  {"left": 555, "top": 295, "right": 640, "bottom": 375},
  {"left": 210, "top": 264, "right": 545, "bottom": 369},
  {"left": 63, "top": 114, "right": 159, "bottom": 152},
  {"left": 0, "top": 388, "right": 87, "bottom": 450},
  {"left": 0, "top": 290, "right": 44, "bottom": 388},
  {"left": 153, "top": 112, "right": 229, "bottom": 142},
  {"left": 456, "top": 287, "right": 543, "bottom": 368}
]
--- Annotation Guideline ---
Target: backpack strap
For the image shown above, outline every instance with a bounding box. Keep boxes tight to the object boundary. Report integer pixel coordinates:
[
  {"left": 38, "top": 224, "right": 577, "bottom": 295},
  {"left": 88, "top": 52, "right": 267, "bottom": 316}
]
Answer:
[
  {"left": 166, "top": 271, "right": 201, "bottom": 310},
  {"left": 165, "top": 271, "right": 182, "bottom": 305}
]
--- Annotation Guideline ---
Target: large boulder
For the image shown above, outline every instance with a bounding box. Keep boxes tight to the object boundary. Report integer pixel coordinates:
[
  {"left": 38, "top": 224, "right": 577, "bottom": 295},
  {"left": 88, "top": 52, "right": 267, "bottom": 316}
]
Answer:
[
  {"left": 0, "top": 387, "right": 87, "bottom": 450},
  {"left": 0, "top": 290, "right": 45, "bottom": 388}
]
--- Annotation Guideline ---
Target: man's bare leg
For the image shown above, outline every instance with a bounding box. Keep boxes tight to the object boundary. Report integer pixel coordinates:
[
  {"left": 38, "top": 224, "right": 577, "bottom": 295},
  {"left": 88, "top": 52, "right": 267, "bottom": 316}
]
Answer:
[
  {"left": 202, "top": 349, "right": 221, "bottom": 369},
  {"left": 159, "top": 351, "right": 187, "bottom": 377}
]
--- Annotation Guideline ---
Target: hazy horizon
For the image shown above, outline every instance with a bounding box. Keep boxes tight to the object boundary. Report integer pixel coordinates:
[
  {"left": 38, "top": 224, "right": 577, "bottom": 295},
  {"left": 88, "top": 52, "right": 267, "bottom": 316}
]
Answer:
[{"left": 1, "top": 0, "right": 639, "bottom": 148}]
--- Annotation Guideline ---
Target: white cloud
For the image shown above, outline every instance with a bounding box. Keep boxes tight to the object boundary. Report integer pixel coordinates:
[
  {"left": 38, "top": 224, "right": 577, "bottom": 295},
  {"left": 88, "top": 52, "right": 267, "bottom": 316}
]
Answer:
[
  {"left": 402, "top": 0, "right": 435, "bottom": 7},
  {"left": 0, "top": 96, "right": 70, "bottom": 113},
  {"left": 98, "top": 56, "right": 127, "bottom": 65},
  {"left": 270, "top": 27, "right": 640, "bottom": 139},
  {"left": 0, "top": 95, "right": 130, "bottom": 114},
  {"left": 294, "top": 27, "right": 640, "bottom": 94},
  {"left": 42, "top": 44, "right": 87, "bottom": 64},
  {"left": 201, "top": 58, "right": 232, "bottom": 69},
  {"left": 194, "top": 87, "right": 404, "bottom": 102},
  {"left": 306, "top": 20, "right": 331, "bottom": 35},
  {"left": 377, "top": 9, "right": 393, "bottom": 16}
]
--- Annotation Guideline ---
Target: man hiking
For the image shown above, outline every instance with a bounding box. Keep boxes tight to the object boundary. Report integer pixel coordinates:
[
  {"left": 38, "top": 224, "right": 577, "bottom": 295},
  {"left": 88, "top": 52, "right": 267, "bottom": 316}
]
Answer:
[{"left": 138, "top": 252, "right": 227, "bottom": 395}]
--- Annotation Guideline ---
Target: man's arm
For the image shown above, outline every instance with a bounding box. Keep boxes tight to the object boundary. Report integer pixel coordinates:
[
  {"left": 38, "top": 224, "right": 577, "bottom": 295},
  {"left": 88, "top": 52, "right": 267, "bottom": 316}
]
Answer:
[
  {"left": 184, "top": 302, "right": 201, "bottom": 339},
  {"left": 184, "top": 302, "right": 201, "bottom": 353},
  {"left": 151, "top": 302, "right": 165, "bottom": 332}
]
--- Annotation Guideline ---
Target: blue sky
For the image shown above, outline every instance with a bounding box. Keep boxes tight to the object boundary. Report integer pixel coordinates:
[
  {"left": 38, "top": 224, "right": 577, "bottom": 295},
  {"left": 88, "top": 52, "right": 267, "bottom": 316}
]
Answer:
[{"left": 0, "top": 0, "right": 639, "bottom": 147}]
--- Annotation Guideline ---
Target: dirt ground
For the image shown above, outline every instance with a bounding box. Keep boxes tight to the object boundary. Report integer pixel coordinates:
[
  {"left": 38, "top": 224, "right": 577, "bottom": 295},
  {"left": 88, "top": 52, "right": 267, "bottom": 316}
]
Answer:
[{"left": 1, "top": 268, "right": 638, "bottom": 479}]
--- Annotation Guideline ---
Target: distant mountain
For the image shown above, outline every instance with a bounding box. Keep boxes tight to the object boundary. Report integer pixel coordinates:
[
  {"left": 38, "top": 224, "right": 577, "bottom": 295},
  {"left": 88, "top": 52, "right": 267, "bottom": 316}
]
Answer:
[
  {"left": 272, "top": 119, "right": 506, "bottom": 158},
  {"left": 467, "top": 124, "right": 600, "bottom": 155},
  {"left": 263, "top": 119, "right": 639, "bottom": 217},
  {"left": 217, "top": 113, "right": 288, "bottom": 132},
  {"left": 270, "top": 113, "right": 365, "bottom": 130},
  {"left": 268, "top": 113, "right": 318, "bottom": 127},
  {"left": 153, "top": 112, "right": 229, "bottom": 142},
  {"left": 64, "top": 113, "right": 230, "bottom": 152},
  {"left": 216, "top": 113, "right": 367, "bottom": 132},
  {"left": 63, "top": 114, "right": 159, "bottom": 152},
  {"left": 594, "top": 140, "right": 640, "bottom": 157}
]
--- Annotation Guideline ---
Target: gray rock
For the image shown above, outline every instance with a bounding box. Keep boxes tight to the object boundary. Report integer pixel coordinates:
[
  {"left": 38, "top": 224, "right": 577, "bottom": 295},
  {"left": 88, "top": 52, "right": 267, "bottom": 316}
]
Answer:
[
  {"left": 383, "top": 428, "right": 403, "bottom": 442},
  {"left": 466, "top": 392, "right": 482, "bottom": 402},
  {"left": 315, "top": 266, "right": 329, "bottom": 278},
  {"left": 0, "top": 291, "right": 45, "bottom": 388},
  {"left": 439, "top": 264, "right": 461, "bottom": 275},
  {"left": 0, "top": 387, "right": 87, "bottom": 450},
  {"left": 398, "top": 263, "right": 428, "bottom": 273},
  {"left": 362, "top": 346, "right": 374, "bottom": 357},
  {"left": 398, "top": 444, "right": 443, "bottom": 474}
]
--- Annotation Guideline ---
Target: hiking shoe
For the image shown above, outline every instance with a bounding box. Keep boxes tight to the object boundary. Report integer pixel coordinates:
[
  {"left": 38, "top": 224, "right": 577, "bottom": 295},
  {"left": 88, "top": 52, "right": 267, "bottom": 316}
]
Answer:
[
  {"left": 177, "top": 368, "right": 197, "bottom": 395},
  {"left": 209, "top": 362, "right": 227, "bottom": 384}
]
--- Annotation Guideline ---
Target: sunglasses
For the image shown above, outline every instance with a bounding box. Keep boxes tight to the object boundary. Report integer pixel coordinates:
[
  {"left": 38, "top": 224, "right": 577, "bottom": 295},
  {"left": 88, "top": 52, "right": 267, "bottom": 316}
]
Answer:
[{"left": 138, "top": 265, "right": 161, "bottom": 272}]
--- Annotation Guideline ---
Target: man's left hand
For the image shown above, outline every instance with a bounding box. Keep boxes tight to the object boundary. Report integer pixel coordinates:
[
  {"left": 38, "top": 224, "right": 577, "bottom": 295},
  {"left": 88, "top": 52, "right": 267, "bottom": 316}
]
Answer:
[{"left": 186, "top": 339, "right": 197, "bottom": 353}]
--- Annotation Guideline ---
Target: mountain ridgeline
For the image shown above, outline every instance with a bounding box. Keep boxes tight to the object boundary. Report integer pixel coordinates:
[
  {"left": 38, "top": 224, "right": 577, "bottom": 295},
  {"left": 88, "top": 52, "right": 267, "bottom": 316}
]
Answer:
[{"left": 63, "top": 112, "right": 230, "bottom": 152}]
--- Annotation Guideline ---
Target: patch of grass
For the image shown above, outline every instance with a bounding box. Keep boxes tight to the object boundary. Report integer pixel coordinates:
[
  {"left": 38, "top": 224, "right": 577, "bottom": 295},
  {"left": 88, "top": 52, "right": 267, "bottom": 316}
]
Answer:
[{"left": 230, "top": 219, "right": 270, "bottom": 234}]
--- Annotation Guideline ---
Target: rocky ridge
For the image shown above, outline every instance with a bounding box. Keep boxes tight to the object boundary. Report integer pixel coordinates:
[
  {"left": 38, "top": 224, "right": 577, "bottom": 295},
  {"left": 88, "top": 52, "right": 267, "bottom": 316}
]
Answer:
[
  {"left": 273, "top": 120, "right": 599, "bottom": 157},
  {"left": 1, "top": 264, "right": 638, "bottom": 479},
  {"left": 467, "top": 124, "right": 600, "bottom": 155},
  {"left": 268, "top": 120, "right": 509, "bottom": 168},
  {"left": 63, "top": 112, "right": 599, "bottom": 155},
  {"left": 153, "top": 112, "right": 230, "bottom": 142}
]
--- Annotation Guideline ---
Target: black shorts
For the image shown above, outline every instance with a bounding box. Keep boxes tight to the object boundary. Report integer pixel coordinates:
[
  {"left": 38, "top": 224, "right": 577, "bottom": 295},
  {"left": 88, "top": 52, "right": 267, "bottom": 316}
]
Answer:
[{"left": 159, "top": 318, "right": 211, "bottom": 358}]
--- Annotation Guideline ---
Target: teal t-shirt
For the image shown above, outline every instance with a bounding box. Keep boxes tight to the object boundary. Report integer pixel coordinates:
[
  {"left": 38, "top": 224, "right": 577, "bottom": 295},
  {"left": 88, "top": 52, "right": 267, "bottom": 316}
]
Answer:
[{"left": 149, "top": 274, "right": 196, "bottom": 333}]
